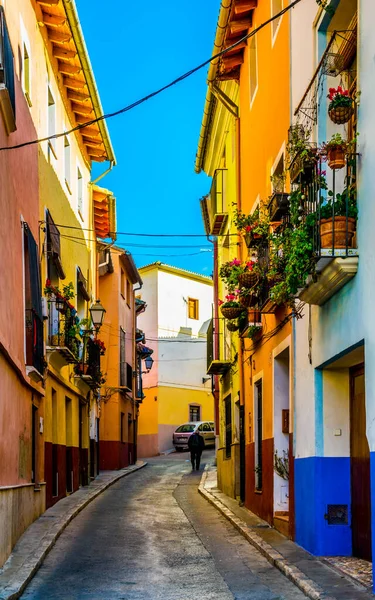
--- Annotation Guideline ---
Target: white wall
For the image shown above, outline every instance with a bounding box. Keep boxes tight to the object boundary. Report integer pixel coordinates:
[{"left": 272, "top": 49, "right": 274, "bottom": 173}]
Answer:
[
  {"left": 156, "top": 270, "right": 213, "bottom": 338},
  {"left": 158, "top": 337, "right": 210, "bottom": 392}
]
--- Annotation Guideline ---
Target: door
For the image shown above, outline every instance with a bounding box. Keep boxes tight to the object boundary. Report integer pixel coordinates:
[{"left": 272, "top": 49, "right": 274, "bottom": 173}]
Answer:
[
  {"left": 240, "top": 405, "right": 246, "bottom": 503},
  {"left": 350, "top": 365, "right": 371, "bottom": 560}
]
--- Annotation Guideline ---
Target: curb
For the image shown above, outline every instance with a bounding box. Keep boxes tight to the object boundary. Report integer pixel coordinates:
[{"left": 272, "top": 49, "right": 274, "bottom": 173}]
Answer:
[
  {"left": 0, "top": 462, "right": 147, "bottom": 600},
  {"left": 198, "top": 468, "right": 336, "bottom": 600}
]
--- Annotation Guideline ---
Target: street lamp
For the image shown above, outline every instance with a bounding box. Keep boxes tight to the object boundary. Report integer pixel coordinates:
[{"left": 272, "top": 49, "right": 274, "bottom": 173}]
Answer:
[
  {"left": 144, "top": 356, "right": 154, "bottom": 371},
  {"left": 90, "top": 299, "right": 106, "bottom": 331}
]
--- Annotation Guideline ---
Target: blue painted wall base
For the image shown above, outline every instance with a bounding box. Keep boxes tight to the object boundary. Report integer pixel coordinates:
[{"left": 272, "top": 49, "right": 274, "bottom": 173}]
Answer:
[
  {"left": 370, "top": 452, "right": 375, "bottom": 592},
  {"left": 295, "top": 457, "right": 352, "bottom": 556}
]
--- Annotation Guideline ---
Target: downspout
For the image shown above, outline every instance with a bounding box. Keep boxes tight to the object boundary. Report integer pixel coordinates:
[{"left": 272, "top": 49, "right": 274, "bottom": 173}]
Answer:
[
  {"left": 235, "top": 115, "right": 246, "bottom": 502},
  {"left": 91, "top": 160, "right": 114, "bottom": 186}
]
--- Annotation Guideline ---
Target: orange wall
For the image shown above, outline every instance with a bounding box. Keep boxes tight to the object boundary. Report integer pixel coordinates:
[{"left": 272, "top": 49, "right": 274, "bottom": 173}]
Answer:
[
  {"left": 99, "top": 250, "right": 136, "bottom": 443},
  {"left": 239, "top": 2, "right": 291, "bottom": 440}
]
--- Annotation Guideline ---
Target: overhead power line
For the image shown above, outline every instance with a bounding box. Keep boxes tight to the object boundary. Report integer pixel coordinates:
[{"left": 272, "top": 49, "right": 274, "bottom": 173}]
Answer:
[{"left": 0, "top": 0, "right": 302, "bottom": 153}]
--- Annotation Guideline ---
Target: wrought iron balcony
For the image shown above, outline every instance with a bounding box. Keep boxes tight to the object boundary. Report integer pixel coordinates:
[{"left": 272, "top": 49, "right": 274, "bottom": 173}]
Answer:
[
  {"left": 46, "top": 304, "right": 81, "bottom": 364},
  {"left": 201, "top": 169, "right": 228, "bottom": 236},
  {"left": 298, "top": 155, "right": 359, "bottom": 305},
  {"left": 75, "top": 339, "right": 101, "bottom": 389},
  {"left": 206, "top": 318, "right": 231, "bottom": 375}
]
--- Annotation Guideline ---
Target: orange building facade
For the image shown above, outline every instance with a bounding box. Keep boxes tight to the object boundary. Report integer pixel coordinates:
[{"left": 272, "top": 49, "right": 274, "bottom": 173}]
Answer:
[
  {"left": 99, "top": 246, "right": 143, "bottom": 469},
  {"left": 197, "top": 0, "right": 294, "bottom": 537}
]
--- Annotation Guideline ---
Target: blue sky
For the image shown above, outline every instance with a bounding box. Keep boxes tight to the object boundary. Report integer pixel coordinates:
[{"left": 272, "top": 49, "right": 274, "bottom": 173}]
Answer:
[{"left": 76, "top": 0, "right": 219, "bottom": 276}]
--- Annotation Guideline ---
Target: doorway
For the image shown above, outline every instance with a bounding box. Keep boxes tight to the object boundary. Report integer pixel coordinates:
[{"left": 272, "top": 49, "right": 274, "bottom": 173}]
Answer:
[
  {"left": 350, "top": 364, "right": 371, "bottom": 560},
  {"left": 273, "top": 347, "right": 290, "bottom": 536}
]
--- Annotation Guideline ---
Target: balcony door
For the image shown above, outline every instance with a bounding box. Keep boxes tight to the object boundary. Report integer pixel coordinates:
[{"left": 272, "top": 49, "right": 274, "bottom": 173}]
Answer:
[{"left": 350, "top": 365, "right": 371, "bottom": 560}]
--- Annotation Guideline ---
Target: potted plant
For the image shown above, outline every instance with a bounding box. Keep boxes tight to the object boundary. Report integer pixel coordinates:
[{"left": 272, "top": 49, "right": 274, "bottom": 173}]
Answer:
[
  {"left": 219, "top": 258, "right": 259, "bottom": 290},
  {"left": 319, "top": 133, "right": 358, "bottom": 170},
  {"left": 287, "top": 126, "right": 318, "bottom": 184},
  {"left": 248, "top": 325, "right": 262, "bottom": 342},
  {"left": 327, "top": 86, "right": 354, "bottom": 125},
  {"left": 226, "top": 320, "right": 239, "bottom": 332},
  {"left": 44, "top": 279, "right": 75, "bottom": 314},
  {"left": 319, "top": 187, "right": 357, "bottom": 249},
  {"left": 219, "top": 295, "right": 245, "bottom": 320},
  {"left": 233, "top": 208, "right": 269, "bottom": 248},
  {"left": 238, "top": 286, "right": 259, "bottom": 308}
]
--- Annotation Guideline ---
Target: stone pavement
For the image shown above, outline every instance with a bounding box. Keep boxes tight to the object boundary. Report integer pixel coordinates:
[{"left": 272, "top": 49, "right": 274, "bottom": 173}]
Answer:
[
  {"left": 16, "top": 451, "right": 307, "bottom": 600},
  {"left": 0, "top": 462, "right": 147, "bottom": 600},
  {"left": 199, "top": 465, "right": 374, "bottom": 600}
]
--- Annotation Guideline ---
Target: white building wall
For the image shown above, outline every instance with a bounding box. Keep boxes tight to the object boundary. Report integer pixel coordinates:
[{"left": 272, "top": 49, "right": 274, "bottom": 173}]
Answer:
[
  {"left": 158, "top": 338, "right": 211, "bottom": 392},
  {"left": 156, "top": 270, "right": 213, "bottom": 338}
]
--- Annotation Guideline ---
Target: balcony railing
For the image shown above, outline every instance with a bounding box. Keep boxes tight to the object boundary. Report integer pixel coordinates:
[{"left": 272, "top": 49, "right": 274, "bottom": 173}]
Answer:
[
  {"left": 25, "top": 309, "right": 44, "bottom": 375},
  {"left": 206, "top": 318, "right": 231, "bottom": 375},
  {"left": 203, "top": 169, "right": 228, "bottom": 236},
  {"left": 75, "top": 340, "right": 101, "bottom": 389},
  {"left": 46, "top": 304, "right": 81, "bottom": 364}
]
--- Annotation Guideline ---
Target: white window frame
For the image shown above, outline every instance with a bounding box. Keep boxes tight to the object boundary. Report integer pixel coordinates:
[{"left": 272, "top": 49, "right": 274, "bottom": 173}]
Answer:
[
  {"left": 249, "top": 31, "right": 258, "bottom": 108},
  {"left": 271, "top": 0, "right": 283, "bottom": 46},
  {"left": 64, "top": 134, "right": 71, "bottom": 194},
  {"left": 77, "top": 165, "right": 83, "bottom": 219},
  {"left": 47, "top": 86, "right": 57, "bottom": 160}
]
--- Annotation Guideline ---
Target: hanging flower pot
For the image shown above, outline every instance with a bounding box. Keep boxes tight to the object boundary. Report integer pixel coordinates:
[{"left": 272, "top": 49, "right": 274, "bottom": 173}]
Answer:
[
  {"left": 238, "top": 272, "right": 258, "bottom": 288},
  {"left": 239, "top": 293, "right": 258, "bottom": 308},
  {"left": 320, "top": 217, "right": 356, "bottom": 249},
  {"left": 221, "top": 305, "right": 244, "bottom": 320},
  {"left": 329, "top": 105, "right": 354, "bottom": 125},
  {"left": 327, "top": 86, "right": 354, "bottom": 125},
  {"left": 226, "top": 321, "right": 239, "bottom": 332},
  {"left": 327, "top": 146, "right": 346, "bottom": 170}
]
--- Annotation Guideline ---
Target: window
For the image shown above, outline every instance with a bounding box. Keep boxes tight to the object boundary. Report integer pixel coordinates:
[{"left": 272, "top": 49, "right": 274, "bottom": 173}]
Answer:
[
  {"left": 22, "top": 43, "right": 31, "bottom": 105},
  {"left": 189, "top": 405, "right": 201, "bottom": 422},
  {"left": 249, "top": 33, "right": 258, "bottom": 104},
  {"left": 271, "top": 154, "right": 285, "bottom": 193},
  {"left": 188, "top": 297, "right": 199, "bottom": 320},
  {"left": 126, "top": 278, "right": 132, "bottom": 306},
  {"left": 120, "top": 327, "right": 126, "bottom": 386},
  {"left": 23, "top": 223, "right": 44, "bottom": 374},
  {"left": 202, "top": 423, "right": 211, "bottom": 432},
  {"left": 77, "top": 168, "right": 83, "bottom": 216},
  {"left": 66, "top": 397, "right": 73, "bottom": 493},
  {"left": 0, "top": 7, "right": 16, "bottom": 133},
  {"left": 120, "top": 269, "right": 125, "bottom": 298},
  {"left": 225, "top": 395, "right": 232, "bottom": 458},
  {"left": 64, "top": 135, "right": 71, "bottom": 191},
  {"left": 48, "top": 87, "right": 56, "bottom": 158},
  {"left": 271, "top": 0, "right": 283, "bottom": 39},
  {"left": 254, "top": 380, "right": 263, "bottom": 490}
]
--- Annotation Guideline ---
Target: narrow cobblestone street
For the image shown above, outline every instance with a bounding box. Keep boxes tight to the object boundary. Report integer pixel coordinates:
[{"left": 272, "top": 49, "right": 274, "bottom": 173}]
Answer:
[{"left": 20, "top": 452, "right": 307, "bottom": 599}]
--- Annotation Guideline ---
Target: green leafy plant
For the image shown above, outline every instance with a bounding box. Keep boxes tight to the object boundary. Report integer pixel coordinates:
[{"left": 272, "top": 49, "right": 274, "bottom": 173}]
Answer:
[
  {"left": 248, "top": 325, "right": 262, "bottom": 340},
  {"left": 320, "top": 187, "right": 357, "bottom": 219},
  {"left": 219, "top": 258, "right": 257, "bottom": 292},
  {"left": 270, "top": 172, "right": 286, "bottom": 193},
  {"left": 328, "top": 86, "right": 352, "bottom": 110},
  {"left": 319, "top": 132, "right": 358, "bottom": 157}
]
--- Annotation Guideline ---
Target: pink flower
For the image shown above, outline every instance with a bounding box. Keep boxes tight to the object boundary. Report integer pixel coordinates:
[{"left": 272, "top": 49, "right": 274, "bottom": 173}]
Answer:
[
  {"left": 234, "top": 289, "right": 241, "bottom": 295},
  {"left": 230, "top": 258, "right": 241, "bottom": 266},
  {"left": 246, "top": 261, "right": 255, "bottom": 270},
  {"left": 225, "top": 294, "right": 236, "bottom": 301},
  {"left": 245, "top": 225, "right": 253, "bottom": 233},
  {"left": 218, "top": 299, "right": 224, "bottom": 306}
]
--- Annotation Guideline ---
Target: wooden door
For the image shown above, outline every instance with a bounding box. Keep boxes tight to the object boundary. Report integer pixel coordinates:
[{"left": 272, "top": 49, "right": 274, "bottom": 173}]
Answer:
[{"left": 350, "top": 365, "right": 372, "bottom": 560}]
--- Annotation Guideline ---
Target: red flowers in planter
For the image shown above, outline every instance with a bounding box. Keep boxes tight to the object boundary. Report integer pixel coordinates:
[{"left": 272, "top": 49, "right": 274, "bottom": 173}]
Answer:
[{"left": 92, "top": 338, "right": 106, "bottom": 355}]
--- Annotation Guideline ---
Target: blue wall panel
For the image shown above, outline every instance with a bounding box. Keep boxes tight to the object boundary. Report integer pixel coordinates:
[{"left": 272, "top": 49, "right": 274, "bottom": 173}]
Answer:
[{"left": 295, "top": 457, "right": 352, "bottom": 556}]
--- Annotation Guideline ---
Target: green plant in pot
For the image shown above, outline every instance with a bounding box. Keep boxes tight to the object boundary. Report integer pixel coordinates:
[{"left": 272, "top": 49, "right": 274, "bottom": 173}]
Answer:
[
  {"left": 219, "top": 258, "right": 259, "bottom": 290},
  {"left": 327, "top": 86, "right": 354, "bottom": 125},
  {"left": 248, "top": 325, "right": 262, "bottom": 342},
  {"left": 233, "top": 207, "right": 269, "bottom": 248},
  {"left": 319, "top": 186, "right": 357, "bottom": 249},
  {"left": 219, "top": 294, "right": 245, "bottom": 320},
  {"left": 287, "top": 126, "right": 317, "bottom": 183},
  {"left": 319, "top": 133, "right": 358, "bottom": 170}
]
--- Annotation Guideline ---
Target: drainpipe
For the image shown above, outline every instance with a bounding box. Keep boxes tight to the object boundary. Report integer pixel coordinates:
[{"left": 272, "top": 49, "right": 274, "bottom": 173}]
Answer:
[{"left": 235, "top": 115, "right": 246, "bottom": 502}]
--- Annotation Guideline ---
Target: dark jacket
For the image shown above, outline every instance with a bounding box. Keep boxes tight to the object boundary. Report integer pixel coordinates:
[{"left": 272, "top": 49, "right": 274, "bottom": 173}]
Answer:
[{"left": 188, "top": 432, "right": 205, "bottom": 452}]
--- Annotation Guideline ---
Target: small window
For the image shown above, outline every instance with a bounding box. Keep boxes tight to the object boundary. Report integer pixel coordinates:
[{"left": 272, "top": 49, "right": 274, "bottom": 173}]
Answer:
[
  {"left": 120, "top": 327, "right": 126, "bottom": 386},
  {"left": 48, "top": 87, "right": 56, "bottom": 158},
  {"left": 249, "top": 34, "right": 258, "bottom": 104},
  {"left": 189, "top": 405, "right": 201, "bottom": 422},
  {"left": 64, "top": 136, "right": 71, "bottom": 191},
  {"left": 188, "top": 298, "right": 199, "bottom": 320},
  {"left": 126, "top": 279, "right": 132, "bottom": 306},
  {"left": 77, "top": 168, "right": 83, "bottom": 216},
  {"left": 120, "top": 269, "right": 125, "bottom": 298},
  {"left": 271, "top": 0, "right": 283, "bottom": 39},
  {"left": 271, "top": 154, "right": 285, "bottom": 193}
]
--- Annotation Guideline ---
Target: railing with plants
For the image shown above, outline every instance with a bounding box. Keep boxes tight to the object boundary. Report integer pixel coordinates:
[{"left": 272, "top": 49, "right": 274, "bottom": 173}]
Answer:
[{"left": 218, "top": 129, "right": 358, "bottom": 323}]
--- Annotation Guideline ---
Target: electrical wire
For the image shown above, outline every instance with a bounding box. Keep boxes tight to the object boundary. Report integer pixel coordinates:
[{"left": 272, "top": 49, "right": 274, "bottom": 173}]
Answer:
[
  {"left": 0, "top": 0, "right": 303, "bottom": 153},
  {"left": 55, "top": 222, "right": 238, "bottom": 238}
]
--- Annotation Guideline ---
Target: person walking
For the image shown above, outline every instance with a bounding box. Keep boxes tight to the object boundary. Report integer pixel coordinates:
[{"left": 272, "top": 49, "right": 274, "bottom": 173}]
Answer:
[{"left": 188, "top": 428, "right": 205, "bottom": 471}]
